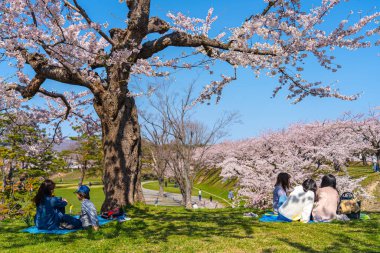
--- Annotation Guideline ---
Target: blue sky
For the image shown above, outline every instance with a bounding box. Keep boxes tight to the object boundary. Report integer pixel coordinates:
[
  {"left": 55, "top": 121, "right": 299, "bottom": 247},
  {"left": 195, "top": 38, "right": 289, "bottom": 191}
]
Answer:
[{"left": 3, "top": 0, "right": 380, "bottom": 140}]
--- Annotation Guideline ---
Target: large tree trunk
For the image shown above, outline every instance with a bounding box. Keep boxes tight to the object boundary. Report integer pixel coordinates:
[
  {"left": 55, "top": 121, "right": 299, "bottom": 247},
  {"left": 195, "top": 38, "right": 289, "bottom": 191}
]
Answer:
[{"left": 95, "top": 94, "right": 144, "bottom": 211}]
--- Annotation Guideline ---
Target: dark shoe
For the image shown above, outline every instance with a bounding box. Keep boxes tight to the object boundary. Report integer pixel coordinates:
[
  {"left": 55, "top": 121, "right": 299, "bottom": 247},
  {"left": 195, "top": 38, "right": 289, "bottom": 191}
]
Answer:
[{"left": 60, "top": 222, "right": 75, "bottom": 230}]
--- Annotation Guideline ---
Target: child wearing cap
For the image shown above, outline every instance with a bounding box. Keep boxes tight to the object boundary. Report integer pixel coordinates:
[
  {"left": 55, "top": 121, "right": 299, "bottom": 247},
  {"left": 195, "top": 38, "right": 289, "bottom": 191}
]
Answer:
[{"left": 75, "top": 185, "right": 99, "bottom": 231}]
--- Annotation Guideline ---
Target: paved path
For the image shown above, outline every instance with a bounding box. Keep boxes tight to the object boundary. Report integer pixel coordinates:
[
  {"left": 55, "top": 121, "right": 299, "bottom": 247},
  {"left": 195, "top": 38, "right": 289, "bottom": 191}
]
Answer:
[
  {"left": 192, "top": 185, "right": 232, "bottom": 207},
  {"left": 142, "top": 181, "right": 224, "bottom": 208}
]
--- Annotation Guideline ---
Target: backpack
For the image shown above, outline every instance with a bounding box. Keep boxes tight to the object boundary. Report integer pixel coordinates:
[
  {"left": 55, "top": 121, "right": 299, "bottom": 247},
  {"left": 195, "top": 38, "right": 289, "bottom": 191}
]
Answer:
[
  {"left": 101, "top": 207, "right": 124, "bottom": 219},
  {"left": 338, "top": 192, "right": 361, "bottom": 219}
]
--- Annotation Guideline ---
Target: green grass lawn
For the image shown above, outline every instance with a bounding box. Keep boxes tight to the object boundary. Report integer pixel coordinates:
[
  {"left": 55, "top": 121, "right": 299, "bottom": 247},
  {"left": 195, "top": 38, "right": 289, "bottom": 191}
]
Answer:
[
  {"left": 346, "top": 166, "right": 375, "bottom": 179},
  {"left": 1, "top": 206, "right": 379, "bottom": 253},
  {"left": 54, "top": 184, "right": 105, "bottom": 214},
  {"left": 1, "top": 168, "right": 380, "bottom": 252}
]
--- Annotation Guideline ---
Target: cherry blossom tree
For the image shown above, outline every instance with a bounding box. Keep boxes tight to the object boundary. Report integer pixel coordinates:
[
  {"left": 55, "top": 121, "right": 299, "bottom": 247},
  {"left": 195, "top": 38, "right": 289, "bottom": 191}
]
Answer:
[
  {"left": 340, "top": 112, "right": 380, "bottom": 168},
  {"left": 204, "top": 120, "right": 370, "bottom": 207},
  {"left": 1, "top": 0, "right": 379, "bottom": 210}
]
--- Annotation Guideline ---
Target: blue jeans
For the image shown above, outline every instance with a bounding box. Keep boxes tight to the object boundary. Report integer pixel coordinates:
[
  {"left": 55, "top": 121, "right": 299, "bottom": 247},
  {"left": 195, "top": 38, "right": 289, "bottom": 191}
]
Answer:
[{"left": 57, "top": 211, "right": 82, "bottom": 228}]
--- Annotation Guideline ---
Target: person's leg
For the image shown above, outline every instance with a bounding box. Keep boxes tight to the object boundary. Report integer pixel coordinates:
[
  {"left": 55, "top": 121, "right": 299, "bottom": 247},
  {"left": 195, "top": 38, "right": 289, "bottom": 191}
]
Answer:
[{"left": 61, "top": 214, "right": 82, "bottom": 229}]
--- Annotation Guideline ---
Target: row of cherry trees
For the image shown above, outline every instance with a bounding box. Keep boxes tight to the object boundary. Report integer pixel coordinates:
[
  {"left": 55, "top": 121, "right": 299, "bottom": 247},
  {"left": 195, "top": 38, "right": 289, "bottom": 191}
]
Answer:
[{"left": 203, "top": 113, "right": 379, "bottom": 207}]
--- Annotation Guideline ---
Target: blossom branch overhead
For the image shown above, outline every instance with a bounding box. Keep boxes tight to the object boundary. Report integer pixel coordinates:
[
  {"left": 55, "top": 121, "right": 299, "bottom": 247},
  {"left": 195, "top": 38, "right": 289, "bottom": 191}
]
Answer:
[{"left": 0, "top": 0, "right": 379, "bottom": 135}]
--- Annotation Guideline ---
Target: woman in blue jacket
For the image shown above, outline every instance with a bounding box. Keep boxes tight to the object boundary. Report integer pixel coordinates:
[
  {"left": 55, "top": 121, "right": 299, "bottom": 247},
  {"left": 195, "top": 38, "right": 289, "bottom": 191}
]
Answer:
[{"left": 34, "top": 179, "right": 81, "bottom": 230}]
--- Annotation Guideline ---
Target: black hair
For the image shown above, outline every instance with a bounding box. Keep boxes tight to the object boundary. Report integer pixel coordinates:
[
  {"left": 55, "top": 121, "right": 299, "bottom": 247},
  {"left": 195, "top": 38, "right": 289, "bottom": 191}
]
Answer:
[
  {"left": 34, "top": 179, "right": 55, "bottom": 206},
  {"left": 275, "top": 172, "right": 291, "bottom": 191},
  {"left": 320, "top": 174, "right": 337, "bottom": 189},
  {"left": 77, "top": 192, "right": 90, "bottom": 200},
  {"left": 302, "top": 179, "right": 317, "bottom": 195}
]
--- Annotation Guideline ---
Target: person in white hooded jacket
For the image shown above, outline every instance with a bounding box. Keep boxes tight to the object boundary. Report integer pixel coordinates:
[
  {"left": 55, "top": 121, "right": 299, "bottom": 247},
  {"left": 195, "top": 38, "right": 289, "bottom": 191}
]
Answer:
[{"left": 278, "top": 179, "right": 317, "bottom": 223}]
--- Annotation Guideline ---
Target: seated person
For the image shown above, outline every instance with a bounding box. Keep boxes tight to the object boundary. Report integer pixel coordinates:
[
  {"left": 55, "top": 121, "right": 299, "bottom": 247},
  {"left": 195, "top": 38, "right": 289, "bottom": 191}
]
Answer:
[
  {"left": 34, "top": 179, "right": 82, "bottom": 230},
  {"left": 312, "top": 174, "right": 339, "bottom": 222},
  {"left": 75, "top": 185, "right": 99, "bottom": 231},
  {"left": 273, "top": 172, "right": 291, "bottom": 214},
  {"left": 278, "top": 179, "right": 317, "bottom": 223}
]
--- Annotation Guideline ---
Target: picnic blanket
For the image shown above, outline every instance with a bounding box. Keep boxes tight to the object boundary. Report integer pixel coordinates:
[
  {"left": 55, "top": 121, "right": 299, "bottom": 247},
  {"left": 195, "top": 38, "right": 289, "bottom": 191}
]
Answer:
[
  {"left": 20, "top": 215, "right": 114, "bottom": 234},
  {"left": 258, "top": 212, "right": 307, "bottom": 223},
  {"left": 259, "top": 212, "right": 370, "bottom": 223}
]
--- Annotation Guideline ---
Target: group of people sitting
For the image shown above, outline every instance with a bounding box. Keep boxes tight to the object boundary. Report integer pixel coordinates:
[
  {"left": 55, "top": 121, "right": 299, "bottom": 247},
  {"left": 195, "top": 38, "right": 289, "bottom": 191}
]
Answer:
[
  {"left": 34, "top": 179, "right": 99, "bottom": 230},
  {"left": 273, "top": 173, "right": 340, "bottom": 223}
]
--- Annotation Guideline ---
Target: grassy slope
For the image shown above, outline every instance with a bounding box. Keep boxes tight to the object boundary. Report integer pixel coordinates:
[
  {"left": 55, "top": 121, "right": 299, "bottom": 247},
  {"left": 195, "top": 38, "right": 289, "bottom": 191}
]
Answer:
[
  {"left": 1, "top": 206, "right": 379, "bottom": 253},
  {"left": 336, "top": 165, "right": 380, "bottom": 213},
  {"left": 57, "top": 165, "right": 380, "bottom": 210},
  {"left": 143, "top": 168, "right": 236, "bottom": 205}
]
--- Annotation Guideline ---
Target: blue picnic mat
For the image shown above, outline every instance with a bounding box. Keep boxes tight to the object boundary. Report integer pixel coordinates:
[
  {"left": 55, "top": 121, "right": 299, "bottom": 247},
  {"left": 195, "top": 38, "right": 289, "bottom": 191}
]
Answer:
[
  {"left": 259, "top": 212, "right": 314, "bottom": 223},
  {"left": 259, "top": 212, "right": 288, "bottom": 223},
  {"left": 259, "top": 212, "right": 370, "bottom": 223},
  {"left": 20, "top": 216, "right": 114, "bottom": 234}
]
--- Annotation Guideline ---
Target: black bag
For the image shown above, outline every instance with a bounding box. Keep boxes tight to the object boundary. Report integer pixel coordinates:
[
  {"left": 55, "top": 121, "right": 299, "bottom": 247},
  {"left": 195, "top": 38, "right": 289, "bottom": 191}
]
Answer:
[
  {"left": 338, "top": 192, "right": 361, "bottom": 219},
  {"left": 101, "top": 207, "right": 124, "bottom": 219}
]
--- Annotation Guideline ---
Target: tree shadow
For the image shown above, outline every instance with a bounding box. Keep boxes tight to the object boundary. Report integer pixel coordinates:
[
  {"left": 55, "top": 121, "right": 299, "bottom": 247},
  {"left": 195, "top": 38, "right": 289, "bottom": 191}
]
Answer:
[
  {"left": 1, "top": 208, "right": 379, "bottom": 251},
  {"left": 101, "top": 206, "right": 259, "bottom": 243},
  {"left": 275, "top": 219, "right": 380, "bottom": 253}
]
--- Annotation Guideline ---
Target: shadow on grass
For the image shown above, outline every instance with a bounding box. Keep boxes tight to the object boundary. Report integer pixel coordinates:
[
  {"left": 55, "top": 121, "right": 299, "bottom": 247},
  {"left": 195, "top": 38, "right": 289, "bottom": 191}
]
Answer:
[
  {"left": 99, "top": 206, "right": 257, "bottom": 244},
  {"left": 272, "top": 218, "right": 380, "bottom": 253},
  {"left": 1, "top": 207, "right": 379, "bottom": 252}
]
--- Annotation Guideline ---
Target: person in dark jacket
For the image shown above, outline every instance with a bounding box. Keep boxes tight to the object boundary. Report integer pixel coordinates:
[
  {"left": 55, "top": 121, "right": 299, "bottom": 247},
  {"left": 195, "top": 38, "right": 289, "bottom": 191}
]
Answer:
[{"left": 34, "top": 179, "right": 82, "bottom": 230}]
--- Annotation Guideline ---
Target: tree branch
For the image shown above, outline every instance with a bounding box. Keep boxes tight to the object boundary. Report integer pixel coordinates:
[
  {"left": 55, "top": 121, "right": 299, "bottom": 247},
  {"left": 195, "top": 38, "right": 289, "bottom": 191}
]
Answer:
[
  {"left": 138, "top": 32, "right": 276, "bottom": 59},
  {"left": 17, "top": 48, "right": 91, "bottom": 89},
  {"left": 6, "top": 84, "right": 71, "bottom": 119},
  {"left": 70, "top": 0, "right": 114, "bottom": 46},
  {"left": 245, "top": 0, "right": 278, "bottom": 22},
  {"left": 261, "top": 0, "right": 278, "bottom": 15},
  {"left": 11, "top": 74, "right": 46, "bottom": 98},
  {"left": 147, "top": 17, "right": 170, "bottom": 34},
  {"left": 38, "top": 88, "right": 72, "bottom": 119}
]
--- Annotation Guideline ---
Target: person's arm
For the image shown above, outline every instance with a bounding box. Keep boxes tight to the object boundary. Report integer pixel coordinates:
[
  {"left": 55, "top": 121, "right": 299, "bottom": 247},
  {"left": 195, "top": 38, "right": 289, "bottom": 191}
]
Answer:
[
  {"left": 300, "top": 193, "right": 315, "bottom": 223},
  {"left": 51, "top": 197, "right": 68, "bottom": 208},
  {"left": 278, "top": 194, "right": 287, "bottom": 207}
]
